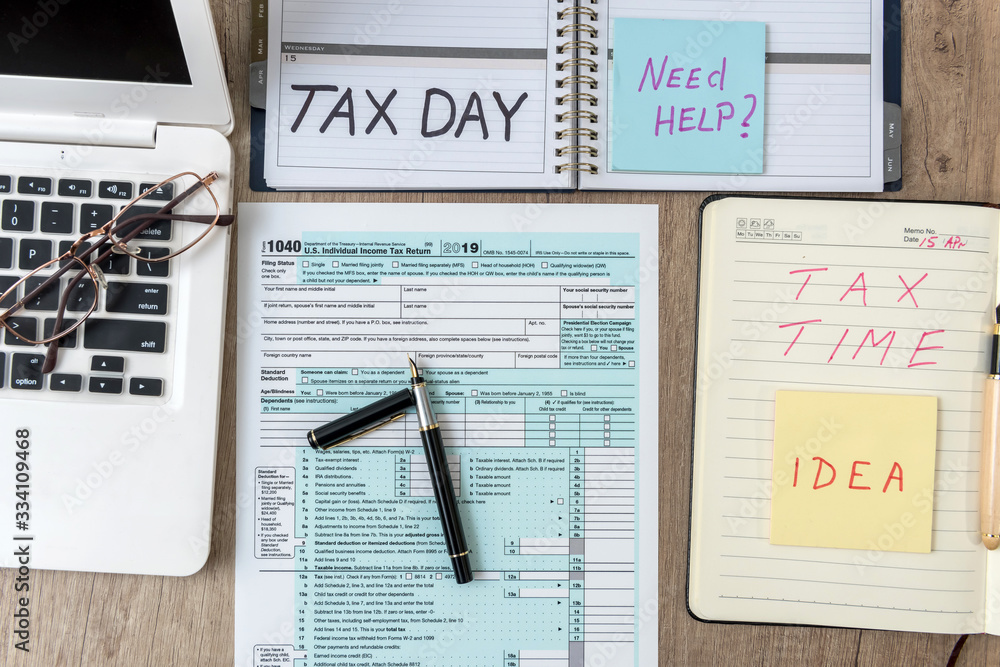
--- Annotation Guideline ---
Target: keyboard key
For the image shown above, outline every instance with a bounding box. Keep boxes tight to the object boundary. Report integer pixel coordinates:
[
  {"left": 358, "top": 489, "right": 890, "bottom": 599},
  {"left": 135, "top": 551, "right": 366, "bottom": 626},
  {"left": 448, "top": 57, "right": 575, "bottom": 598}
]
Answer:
[
  {"left": 3, "top": 317, "right": 37, "bottom": 346},
  {"left": 89, "top": 376, "right": 123, "bottom": 394},
  {"left": 98, "top": 245, "right": 131, "bottom": 275},
  {"left": 43, "top": 317, "right": 78, "bottom": 347},
  {"left": 79, "top": 203, "right": 114, "bottom": 233},
  {"left": 18, "top": 238, "right": 52, "bottom": 271},
  {"left": 10, "top": 353, "right": 44, "bottom": 390},
  {"left": 59, "top": 239, "right": 100, "bottom": 263},
  {"left": 106, "top": 282, "right": 168, "bottom": 315},
  {"left": 17, "top": 177, "right": 51, "bottom": 196},
  {"left": 66, "top": 278, "right": 97, "bottom": 313},
  {"left": 0, "top": 238, "right": 12, "bottom": 269},
  {"left": 91, "top": 355, "right": 125, "bottom": 373},
  {"left": 40, "top": 202, "right": 74, "bottom": 234},
  {"left": 0, "top": 176, "right": 10, "bottom": 194},
  {"left": 139, "top": 182, "right": 174, "bottom": 201},
  {"left": 23, "top": 275, "right": 59, "bottom": 311},
  {"left": 2, "top": 200, "right": 34, "bottom": 232},
  {"left": 58, "top": 179, "right": 93, "bottom": 198},
  {"left": 69, "top": 241, "right": 130, "bottom": 275},
  {"left": 135, "top": 247, "right": 169, "bottom": 277},
  {"left": 98, "top": 180, "right": 133, "bottom": 200},
  {"left": 0, "top": 351, "right": 4, "bottom": 387},
  {"left": 0, "top": 276, "right": 16, "bottom": 307},
  {"left": 50, "top": 374, "right": 82, "bottom": 392},
  {"left": 117, "top": 205, "right": 171, "bottom": 241},
  {"left": 83, "top": 318, "right": 166, "bottom": 353},
  {"left": 129, "top": 377, "right": 163, "bottom": 396}
]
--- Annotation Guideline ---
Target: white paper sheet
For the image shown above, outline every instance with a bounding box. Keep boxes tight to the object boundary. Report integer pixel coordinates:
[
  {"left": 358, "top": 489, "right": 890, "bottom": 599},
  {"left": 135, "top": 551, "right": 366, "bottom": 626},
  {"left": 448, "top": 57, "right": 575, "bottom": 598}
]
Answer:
[{"left": 234, "top": 202, "right": 659, "bottom": 666}]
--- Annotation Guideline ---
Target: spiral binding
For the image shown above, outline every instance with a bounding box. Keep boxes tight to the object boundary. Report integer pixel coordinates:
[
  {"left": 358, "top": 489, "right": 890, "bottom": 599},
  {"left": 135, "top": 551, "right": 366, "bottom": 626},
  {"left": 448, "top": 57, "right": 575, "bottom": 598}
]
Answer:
[{"left": 554, "top": 0, "right": 599, "bottom": 175}]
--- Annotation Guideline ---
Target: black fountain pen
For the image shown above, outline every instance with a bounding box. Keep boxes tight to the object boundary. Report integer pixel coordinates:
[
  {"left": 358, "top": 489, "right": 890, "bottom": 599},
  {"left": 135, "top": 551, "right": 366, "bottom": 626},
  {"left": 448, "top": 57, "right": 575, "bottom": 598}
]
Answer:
[
  {"left": 408, "top": 357, "right": 473, "bottom": 584},
  {"left": 307, "top": 357, "right": 473, "bottom": 584}
]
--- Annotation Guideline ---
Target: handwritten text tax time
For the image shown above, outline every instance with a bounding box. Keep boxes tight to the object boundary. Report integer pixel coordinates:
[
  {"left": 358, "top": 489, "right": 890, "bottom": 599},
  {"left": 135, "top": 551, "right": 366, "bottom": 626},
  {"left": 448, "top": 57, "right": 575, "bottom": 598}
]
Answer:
[{"left": 779, "top": 266, "right": 951, "bottom": 368}]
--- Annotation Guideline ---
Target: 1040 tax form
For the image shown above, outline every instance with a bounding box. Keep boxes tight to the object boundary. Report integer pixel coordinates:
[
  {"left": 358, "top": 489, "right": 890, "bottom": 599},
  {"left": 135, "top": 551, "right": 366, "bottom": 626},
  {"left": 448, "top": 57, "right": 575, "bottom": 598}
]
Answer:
[{"left": 235, "top": 203, "right": 659, "bottom": 667}]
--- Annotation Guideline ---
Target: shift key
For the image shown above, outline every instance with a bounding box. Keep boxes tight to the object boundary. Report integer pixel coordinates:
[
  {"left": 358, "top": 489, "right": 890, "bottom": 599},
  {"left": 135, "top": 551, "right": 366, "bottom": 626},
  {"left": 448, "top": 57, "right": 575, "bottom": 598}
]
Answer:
[{"left": 84, "top": 318, "right": 166, "bottom": 353}]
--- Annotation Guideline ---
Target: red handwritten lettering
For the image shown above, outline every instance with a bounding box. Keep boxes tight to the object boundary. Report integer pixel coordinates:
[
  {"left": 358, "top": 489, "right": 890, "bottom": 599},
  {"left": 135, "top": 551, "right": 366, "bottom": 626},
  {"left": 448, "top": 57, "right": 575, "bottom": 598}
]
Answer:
[
  {"left": 839, "top": 272, "right": 868, "bottom": 305},
  {"left": 848, "top": 461, "right": 871, "bottom": 490},
  {"left": 789, "top": 267, "right": 828, "bottom": 300},
  {"left": 794, "top": 459, "right": 905, "bottom": 492},
  {"left": 828, "top": 329, "right": 850, "bottom": 363},
  {"left": 778, "top": 319, "right": 822, "bottom": 356},
  {"left": 852, "top": 329, "right": 896, "bottom": 365},
  {"left": 897, "top": 273, "right": 928, "bottom": 307},
  {"left": 882, "top": 462, "right": 904, "bottom": 492},
  {"left": 908, "top": 329, "right": 944, "bottom": 368},
  {"left": 813, "top": 457, "right": 836, "bottom": 489}
]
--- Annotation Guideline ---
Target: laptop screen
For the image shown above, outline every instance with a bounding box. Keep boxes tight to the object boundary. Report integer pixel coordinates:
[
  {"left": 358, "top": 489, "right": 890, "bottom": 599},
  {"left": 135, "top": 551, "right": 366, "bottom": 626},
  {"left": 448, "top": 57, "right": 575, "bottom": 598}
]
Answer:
[{"left": 0, "top": 1, "right": 192, "bottom": 85}]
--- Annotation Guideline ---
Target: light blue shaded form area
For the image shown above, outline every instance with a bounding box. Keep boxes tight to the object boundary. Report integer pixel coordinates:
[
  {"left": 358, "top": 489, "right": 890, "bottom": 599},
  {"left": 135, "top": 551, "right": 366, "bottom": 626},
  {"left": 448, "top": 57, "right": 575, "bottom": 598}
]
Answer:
[
  {"left": 279, "top": 229, "right": 644, "bottom": 665},
  {"left": 611, "top": 17, "right": 765, "bottom": 174}
]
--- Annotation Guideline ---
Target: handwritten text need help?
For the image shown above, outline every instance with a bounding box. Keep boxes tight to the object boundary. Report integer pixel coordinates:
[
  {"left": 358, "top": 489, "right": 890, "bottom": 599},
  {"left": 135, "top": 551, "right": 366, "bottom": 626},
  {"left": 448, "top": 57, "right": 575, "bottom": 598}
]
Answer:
[{"left": 637, "top": 57, "right": 758, "bottom": 139}]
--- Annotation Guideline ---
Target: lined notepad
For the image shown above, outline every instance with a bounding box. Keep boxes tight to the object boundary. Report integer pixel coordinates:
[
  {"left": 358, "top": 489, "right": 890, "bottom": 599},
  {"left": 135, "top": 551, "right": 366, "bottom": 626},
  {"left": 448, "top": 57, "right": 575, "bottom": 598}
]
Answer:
[
  {"left": 690, "top": 196, "right": 1000, "bottom": 634},
  {"left": 258, "top": 0, "right": 897, "bottom": 191}
]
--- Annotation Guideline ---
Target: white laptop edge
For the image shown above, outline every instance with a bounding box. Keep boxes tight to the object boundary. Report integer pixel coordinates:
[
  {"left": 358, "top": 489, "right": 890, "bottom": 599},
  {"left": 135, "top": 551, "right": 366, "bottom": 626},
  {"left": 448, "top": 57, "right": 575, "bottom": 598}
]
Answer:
[
  {"left": 0, "top": 0, "right": 234, "bottom": 576},
  {"left": 0, "top": 0, "right": 233, "bottom": 143}
]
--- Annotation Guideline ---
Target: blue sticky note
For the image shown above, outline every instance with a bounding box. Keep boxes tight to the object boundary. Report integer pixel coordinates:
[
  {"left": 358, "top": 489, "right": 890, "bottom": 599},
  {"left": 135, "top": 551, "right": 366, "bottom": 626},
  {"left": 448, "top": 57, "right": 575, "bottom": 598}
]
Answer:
[{"left": 610, "top": 18, "right": 765, "bottom": 174}]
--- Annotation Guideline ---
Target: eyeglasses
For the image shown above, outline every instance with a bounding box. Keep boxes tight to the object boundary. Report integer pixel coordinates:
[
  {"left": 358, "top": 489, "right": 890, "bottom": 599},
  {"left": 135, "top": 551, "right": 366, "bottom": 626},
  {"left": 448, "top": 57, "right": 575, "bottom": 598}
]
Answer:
[{"left": 0, "top": 171, "right": 235, "bottom": 374}]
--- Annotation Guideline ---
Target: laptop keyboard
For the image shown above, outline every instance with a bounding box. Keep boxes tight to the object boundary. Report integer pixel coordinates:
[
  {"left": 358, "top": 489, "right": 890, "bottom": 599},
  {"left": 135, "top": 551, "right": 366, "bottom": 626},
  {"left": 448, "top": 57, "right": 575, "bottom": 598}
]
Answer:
[{"left": 0, "top": 171, "right": 187, "bottom": 403}]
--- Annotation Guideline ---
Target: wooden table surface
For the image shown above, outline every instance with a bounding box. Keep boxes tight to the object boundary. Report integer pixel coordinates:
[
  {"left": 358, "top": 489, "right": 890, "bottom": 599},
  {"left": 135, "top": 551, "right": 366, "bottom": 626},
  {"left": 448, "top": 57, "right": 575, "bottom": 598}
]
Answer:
[{"left": 2, "top": 1, "right": 998, "bottom": 665}]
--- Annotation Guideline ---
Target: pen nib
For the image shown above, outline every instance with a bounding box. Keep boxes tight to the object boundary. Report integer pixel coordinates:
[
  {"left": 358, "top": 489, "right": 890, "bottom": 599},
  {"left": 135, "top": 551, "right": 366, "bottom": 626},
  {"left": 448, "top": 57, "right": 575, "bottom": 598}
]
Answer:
[{"left": 408, "top": 355, "right": 419, "bottom": 378}]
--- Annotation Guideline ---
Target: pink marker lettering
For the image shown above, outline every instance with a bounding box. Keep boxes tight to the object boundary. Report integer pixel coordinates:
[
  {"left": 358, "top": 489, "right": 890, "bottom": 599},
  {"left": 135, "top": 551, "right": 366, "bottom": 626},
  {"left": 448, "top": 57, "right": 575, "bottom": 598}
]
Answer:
[
  {"left": 908, "top": 330, "right": 944, "bottom": 368},
  {"left": 839, "top": 272, "right": 868, "bottom": 305},
  {"left": 897, "top": 272, "right": 928, "bottom": 308}
]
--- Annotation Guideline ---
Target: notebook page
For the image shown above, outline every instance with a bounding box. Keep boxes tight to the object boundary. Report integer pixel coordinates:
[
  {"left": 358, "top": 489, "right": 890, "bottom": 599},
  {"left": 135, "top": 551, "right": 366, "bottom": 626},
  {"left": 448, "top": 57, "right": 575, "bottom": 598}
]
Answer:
[
  {"left": 690, "top": 197, "right": 998, "bottom": 633},
  {"left": 263, "top": 0, "right": 573, "bottom": 190},
  {"left": 587, "top": 0, "right": 885, "bottom": 191}
]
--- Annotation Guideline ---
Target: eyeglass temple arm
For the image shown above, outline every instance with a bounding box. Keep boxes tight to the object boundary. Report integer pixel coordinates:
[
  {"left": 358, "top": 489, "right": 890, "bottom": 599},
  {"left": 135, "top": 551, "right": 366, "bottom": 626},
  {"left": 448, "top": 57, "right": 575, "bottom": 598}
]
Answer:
[
  {"left": 41, "top": 262, "right": 91, "bottom": 373},
  {"left": 115, "top": 212, "right": 235, "bottom": 227}
]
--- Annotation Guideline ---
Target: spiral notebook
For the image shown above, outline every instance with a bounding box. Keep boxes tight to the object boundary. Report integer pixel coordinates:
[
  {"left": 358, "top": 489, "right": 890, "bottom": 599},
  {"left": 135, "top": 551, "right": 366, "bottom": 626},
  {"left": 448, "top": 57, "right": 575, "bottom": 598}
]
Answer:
[{"left": 249, "top": 0, "right": 901, "bottom": 192}]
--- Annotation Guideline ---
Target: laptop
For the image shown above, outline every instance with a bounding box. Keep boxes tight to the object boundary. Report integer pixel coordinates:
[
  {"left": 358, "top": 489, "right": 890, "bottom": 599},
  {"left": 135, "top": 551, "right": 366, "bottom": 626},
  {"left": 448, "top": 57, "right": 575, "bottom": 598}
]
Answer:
[{"left": 0, "top": 0, "right": 233, "bottom": 575}]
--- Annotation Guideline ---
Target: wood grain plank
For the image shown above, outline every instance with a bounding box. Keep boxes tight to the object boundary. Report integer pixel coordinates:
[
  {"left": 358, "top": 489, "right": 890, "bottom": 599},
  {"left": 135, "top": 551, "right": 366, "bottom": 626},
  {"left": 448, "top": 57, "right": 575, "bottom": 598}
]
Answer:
[{"left": 1, "top": 0, "right": 998, "bottom": 664}]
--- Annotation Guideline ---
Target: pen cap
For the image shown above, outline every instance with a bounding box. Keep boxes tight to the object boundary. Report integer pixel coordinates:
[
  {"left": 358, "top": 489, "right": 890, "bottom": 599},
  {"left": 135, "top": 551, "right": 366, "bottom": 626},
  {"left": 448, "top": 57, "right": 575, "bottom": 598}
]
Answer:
[{"left": 308, "top": 388, "right": 414, "bottom": 450}]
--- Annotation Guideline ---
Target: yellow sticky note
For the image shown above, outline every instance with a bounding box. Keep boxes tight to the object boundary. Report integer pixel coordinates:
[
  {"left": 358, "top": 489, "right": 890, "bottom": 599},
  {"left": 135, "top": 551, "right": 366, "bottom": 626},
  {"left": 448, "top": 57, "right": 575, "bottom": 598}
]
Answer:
[{"left": 770, "top": 391, "right": 937, "bottom": 553}]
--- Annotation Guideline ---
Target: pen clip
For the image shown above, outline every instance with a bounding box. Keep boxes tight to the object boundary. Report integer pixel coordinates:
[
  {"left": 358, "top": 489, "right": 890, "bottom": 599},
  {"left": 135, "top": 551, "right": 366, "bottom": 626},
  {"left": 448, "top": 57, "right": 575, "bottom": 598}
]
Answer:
[{"left": 313, "top": 412, "right": 406, "bottom": 450}]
